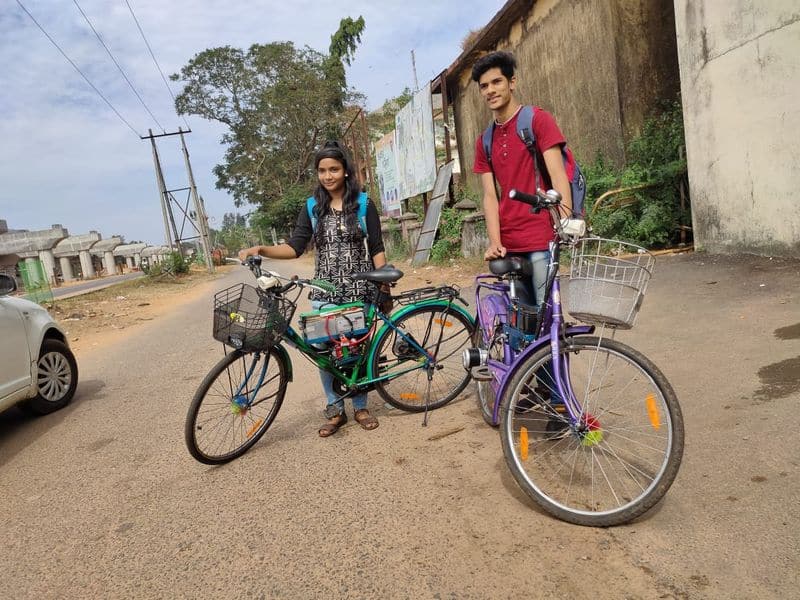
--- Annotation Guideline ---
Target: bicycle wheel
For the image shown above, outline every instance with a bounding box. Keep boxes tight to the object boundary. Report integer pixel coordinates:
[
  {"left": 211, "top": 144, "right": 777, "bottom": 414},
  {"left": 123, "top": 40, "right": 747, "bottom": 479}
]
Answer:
[
  {"left": 372, "top": 304, "right": 474, "bottom": 412},
  {"left": 185, "top": 347, "right": 288, "bottom": 464},
  {"left": 500, "top": 336, "right": 684, "bottom": 526}
]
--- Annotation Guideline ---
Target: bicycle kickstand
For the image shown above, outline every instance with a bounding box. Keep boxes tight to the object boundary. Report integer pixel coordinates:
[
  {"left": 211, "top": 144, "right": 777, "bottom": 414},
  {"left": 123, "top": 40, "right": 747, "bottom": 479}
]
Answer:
[{"left": 422, "top": 367, "right": 433, "bottom": 427}]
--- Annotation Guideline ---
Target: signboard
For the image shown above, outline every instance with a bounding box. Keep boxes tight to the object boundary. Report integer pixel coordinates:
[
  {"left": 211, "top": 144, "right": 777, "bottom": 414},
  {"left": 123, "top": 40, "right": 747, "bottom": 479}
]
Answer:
[
  {"left": 394, "top": 83, "right": 436, "bottom": 200},
  {"left": 411, "top": 160, "right": 455, "bottom": 266},
  {"left": 374, "top": 131, "right": 401, "bottom": 217}
]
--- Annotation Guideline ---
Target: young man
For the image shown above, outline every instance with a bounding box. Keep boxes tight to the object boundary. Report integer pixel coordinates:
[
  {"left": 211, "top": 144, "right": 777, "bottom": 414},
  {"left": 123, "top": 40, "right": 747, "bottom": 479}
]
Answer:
[{"left": 472, "top": 50, "right": 578, "bottom": 307}]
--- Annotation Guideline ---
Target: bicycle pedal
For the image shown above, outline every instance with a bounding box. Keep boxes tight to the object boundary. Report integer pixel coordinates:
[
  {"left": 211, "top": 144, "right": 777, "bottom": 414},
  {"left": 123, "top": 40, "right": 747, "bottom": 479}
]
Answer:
[{"left": 471, "top": 366, "right": 493, "bottom": 381}]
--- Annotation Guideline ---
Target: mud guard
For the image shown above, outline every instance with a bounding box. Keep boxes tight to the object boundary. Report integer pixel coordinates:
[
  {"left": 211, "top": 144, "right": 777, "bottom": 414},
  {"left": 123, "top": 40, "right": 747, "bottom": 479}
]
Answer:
[{"left": 272, "top": 343, "right": 293, "bottom": 382}]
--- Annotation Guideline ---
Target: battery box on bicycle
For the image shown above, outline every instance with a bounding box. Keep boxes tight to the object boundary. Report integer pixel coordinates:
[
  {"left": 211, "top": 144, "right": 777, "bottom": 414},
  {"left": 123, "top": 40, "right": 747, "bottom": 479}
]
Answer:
[{"left": 298, "top": 303, "right": 370, "bottom": 345}]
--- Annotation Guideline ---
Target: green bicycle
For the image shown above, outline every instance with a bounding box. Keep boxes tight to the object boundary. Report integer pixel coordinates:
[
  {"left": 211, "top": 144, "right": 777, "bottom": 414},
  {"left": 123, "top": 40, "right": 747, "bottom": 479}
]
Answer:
[{"left": 185, "top": 256, "right": 475, "bottom": 464}]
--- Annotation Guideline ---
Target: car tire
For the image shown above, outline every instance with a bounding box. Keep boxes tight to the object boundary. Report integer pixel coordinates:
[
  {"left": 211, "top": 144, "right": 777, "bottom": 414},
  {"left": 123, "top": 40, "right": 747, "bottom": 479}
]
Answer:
[{"left": 23, "top": 339, "right": 78, "bottom": 415}]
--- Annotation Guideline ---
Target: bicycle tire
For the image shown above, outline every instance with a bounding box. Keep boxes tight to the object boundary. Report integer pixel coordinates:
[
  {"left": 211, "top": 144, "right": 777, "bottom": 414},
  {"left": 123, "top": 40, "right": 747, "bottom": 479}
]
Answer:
[
  {"left": 371, "top": 303, "right": 474, "bottom": 412},
  {"left": 185, "top": 347, "right": 288, "bottom": 464},
  {"left": 500, "top": 336, "right": 684, "bottom": 527},
  {"left": 473, "top": 297, "right": 507, "bottom": 427}
]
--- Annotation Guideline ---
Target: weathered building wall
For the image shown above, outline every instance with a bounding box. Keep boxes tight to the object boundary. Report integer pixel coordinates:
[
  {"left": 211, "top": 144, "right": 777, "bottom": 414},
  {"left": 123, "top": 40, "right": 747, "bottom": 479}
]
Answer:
[
  {"left": 675, "top": 2, "right": 800, "bottom": 256},
  {"left": 451, "top": 0, "right": 680, "bottom": 194}
]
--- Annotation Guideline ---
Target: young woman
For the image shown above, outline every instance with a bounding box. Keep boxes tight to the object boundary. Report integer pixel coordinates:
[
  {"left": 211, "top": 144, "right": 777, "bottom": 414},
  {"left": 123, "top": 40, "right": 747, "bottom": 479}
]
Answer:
[{"left": 238, "top": 141, "right": 386, "bottom": 437}]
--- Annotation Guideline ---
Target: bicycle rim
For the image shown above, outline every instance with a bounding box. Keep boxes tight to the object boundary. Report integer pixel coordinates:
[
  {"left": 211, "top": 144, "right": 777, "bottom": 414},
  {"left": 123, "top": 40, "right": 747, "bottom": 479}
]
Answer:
[
  {"left": 374, "top": 305, "right": 474, "bottom": 412},
  {"left": 474, "top": 324, "right": 503, "bottom": 427},
  {"left": 500, "top": 336, "right": 684, "bottom": 526},
  {"left": 186, "top": 348, "right": 287, "bottom": 464}
]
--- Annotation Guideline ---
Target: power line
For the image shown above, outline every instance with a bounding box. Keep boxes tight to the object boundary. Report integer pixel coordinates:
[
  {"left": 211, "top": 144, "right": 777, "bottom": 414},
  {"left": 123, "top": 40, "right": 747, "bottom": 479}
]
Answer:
[
  {"left": 72, "top": 0, "right": 165, "bottom": 132},
  {"left": 124, "top": 0, "right": 191, "bottom": 131},
  {"left": 15, "top": 0, "right": 141, "bottom": 137}
]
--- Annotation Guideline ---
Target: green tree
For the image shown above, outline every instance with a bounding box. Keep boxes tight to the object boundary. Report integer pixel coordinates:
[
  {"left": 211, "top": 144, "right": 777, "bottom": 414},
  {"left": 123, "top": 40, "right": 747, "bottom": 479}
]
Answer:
[{"left": 171, "top": 18, "right": 366, "bottom": 213}]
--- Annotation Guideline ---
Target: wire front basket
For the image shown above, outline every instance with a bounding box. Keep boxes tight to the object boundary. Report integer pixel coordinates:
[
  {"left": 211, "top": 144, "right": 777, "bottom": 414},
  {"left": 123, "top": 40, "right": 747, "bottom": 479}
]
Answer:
[
  {"left": 567, "top": 238, "right": 655, "bottom": 329},
  {"left": 212, "top": 283, "right": 295, "bottom": 351}
]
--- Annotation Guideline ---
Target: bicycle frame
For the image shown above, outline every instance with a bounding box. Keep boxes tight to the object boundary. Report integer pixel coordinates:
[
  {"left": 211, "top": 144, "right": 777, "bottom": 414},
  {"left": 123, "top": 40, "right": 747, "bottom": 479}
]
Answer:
[
  {"left": 237, "top": 292, "right": 471, "bottom": 405},
  {"left": 473, "top": 234, "right": 594, "bottom": 426}
]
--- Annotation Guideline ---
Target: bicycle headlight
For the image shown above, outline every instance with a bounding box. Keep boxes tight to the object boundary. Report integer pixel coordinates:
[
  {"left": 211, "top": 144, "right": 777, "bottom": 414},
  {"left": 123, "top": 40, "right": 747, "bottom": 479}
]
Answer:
[{"left": 462, "top": 347, "right": 488, "bottom": 370}]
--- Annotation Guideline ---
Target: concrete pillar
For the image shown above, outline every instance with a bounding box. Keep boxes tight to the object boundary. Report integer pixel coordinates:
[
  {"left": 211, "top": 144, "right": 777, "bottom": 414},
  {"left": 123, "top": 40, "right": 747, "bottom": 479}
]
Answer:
[
  {"left": 134, "top": 253, "right": 142, "bottom": 267},
  {"left": 126, "top": 257, "right": 134, "bottom": 269},
  {"left": 38, "top": 250, "right": 57, "bottom": 286},
  {"left": 24, "top": 257, "right": 41, "bottom": 285},
  {"left": 79, "top": 250, "right": 95, "bottom": 279},
  {"left": 60, "top": 256, "right": 75, "bottom": 282},
  {"left": 103, "top": 251, "right": 115, "bottom": 275}
]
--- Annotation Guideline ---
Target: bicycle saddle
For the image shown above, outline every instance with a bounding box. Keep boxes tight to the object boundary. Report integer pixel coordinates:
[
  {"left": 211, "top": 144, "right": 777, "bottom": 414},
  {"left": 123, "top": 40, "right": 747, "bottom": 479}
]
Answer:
[
  {"left": 351, "top": 264, "right": 404, "bottom": 283},
  {"left": 488, "top": 257, "right": 533, "bottom": 277}
]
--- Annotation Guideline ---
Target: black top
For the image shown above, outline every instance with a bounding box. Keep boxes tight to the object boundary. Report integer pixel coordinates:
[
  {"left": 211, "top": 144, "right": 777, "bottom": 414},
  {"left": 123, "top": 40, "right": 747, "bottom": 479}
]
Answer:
[
  {"left": 285, "top": 199, "right": 385, "bottom": 259},
  {"left": 286, "top": 199, "right": 385, "bottom": 303}
]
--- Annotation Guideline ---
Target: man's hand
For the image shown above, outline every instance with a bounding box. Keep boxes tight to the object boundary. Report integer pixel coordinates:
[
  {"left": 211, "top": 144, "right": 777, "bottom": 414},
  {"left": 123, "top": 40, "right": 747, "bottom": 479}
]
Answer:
[
  {"left": 238, "top": 247, "right": 260, "bottom": 262},
  {"left": 484, "top": 243, "right": 507, "bottom": 260}
]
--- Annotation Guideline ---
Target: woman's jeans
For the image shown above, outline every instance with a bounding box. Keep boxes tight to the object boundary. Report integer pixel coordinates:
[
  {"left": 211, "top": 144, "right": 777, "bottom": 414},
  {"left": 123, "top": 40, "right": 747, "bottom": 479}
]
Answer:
[{"left": 311, "top": 300, "right": 367, "bottom": 415}]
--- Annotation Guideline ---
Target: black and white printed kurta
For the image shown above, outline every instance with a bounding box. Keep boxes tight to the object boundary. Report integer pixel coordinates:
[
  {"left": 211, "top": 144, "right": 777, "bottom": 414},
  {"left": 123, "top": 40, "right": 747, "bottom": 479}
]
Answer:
[{"left": 286, "top": 199, "right": 385, "bottom": 304}]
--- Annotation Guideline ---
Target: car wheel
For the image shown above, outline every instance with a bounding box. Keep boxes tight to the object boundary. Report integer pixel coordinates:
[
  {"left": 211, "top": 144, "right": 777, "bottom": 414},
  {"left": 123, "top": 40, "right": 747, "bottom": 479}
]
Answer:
[{"left": 23, "top": 339, "right": 78, "bottom": 415}]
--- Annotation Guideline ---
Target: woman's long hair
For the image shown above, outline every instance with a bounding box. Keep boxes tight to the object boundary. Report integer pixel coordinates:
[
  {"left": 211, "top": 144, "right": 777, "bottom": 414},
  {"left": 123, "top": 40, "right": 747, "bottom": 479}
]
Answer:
[{"left": 311, "top": 141, "right": 362, "bottom": 244}]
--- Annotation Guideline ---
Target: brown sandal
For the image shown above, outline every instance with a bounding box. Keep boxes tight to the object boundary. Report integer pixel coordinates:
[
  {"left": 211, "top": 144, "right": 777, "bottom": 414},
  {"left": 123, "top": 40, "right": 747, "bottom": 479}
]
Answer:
[
  {"left": 318, "top": 413, "right": 347, "bottom": 437},
  {"left": 354, "top": 409, "right": 379, "bottom": 431}
]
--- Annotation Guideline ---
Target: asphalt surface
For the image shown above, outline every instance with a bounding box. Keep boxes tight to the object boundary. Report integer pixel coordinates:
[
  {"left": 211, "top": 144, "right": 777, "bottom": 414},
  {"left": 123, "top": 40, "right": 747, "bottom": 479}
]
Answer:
[{"left": 0, "top": 252, "right": 798, "bottom": 598}]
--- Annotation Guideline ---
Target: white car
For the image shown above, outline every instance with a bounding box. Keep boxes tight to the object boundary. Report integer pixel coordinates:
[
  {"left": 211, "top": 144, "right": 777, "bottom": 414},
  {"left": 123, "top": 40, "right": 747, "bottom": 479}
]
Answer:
[{"left": 0, "top": 273, "right": 78, "bottom": 415}]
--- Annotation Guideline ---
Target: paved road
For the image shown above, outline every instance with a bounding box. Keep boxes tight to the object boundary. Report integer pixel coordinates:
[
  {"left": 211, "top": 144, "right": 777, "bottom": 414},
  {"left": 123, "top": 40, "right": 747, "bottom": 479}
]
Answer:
[
  {"left": 0, "top": 253, "right": 798, "bottom": 598},
  {"left": 51, "top": 272, "right": 146, "bottom": 299}
]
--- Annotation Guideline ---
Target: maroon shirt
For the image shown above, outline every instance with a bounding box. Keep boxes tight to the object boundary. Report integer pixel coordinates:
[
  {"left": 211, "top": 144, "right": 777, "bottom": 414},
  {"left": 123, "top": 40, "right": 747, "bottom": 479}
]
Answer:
[{"left": 473, "top": 107, "right": 574, "bottom": 252}]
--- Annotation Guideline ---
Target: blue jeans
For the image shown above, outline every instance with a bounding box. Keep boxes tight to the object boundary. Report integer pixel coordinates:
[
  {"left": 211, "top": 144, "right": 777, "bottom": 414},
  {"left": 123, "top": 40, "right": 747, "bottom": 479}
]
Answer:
[
  {"left": 311, "top": 300, "right": 367, "bottom": 413},
  {"left": 509, "top": 250, "right": 550, "bottom": 308},
  {"left": 509, "top": 250, "right": 563, "bottom": 406}
]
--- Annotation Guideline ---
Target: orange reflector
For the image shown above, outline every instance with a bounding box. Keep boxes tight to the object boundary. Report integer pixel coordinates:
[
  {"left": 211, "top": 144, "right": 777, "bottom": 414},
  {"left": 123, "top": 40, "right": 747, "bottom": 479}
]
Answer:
[
  {"left": 519, "top": 426, "right": 529, "bottom": 461},
  {"left": 433, "top": 318, "right": 452, "bottom": 327},
  {"left": 646, "top": 394, "right": 661, "bottom": 430},
  {"left": 246, "top": 418, "right": 264, "bottom": 438},
  {"left": 399, "top": 393, "right": 420, "bottom": 400}
]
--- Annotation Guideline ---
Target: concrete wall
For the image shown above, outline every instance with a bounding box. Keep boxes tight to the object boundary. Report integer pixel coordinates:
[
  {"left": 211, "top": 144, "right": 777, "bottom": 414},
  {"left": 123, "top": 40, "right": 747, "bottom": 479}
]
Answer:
[
  {"left": 451, "top": 0, "right": 680, "bottom": 193},
  {"left": 675, "top": 2, "right": 800, "bottom": 256}
]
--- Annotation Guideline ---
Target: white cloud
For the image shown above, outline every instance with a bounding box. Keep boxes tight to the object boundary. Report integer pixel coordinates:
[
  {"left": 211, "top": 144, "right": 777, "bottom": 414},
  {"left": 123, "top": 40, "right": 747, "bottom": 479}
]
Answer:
[{"left": 0, "top": 0, "right": 503, "bottom": 243}]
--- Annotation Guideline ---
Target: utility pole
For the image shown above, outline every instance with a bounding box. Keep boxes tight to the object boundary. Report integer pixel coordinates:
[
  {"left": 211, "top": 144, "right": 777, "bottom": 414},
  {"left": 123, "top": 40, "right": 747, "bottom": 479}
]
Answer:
[
  {"left": 142, "top": 128, "right": 214, "bottom": 271},
  {"left": 411, "top": 49, "right": 419, "bottom": 92},
  {"left": 179, "top": 130, "right": 214, "bottom": 272},
  {"left": 147, "top": 129, "right": 174, "bottom": 251}
]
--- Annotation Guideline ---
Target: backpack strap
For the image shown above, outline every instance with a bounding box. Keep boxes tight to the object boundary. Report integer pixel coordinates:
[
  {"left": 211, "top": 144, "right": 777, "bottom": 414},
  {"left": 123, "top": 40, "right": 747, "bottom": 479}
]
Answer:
[
  {"left": 306, "top": 194, "right": 368, "bottom": 235},
  {"left": 306, "top": 196, "right": 318, "bottom": 231},
  {"left": 356, "top": 192, "right": 368, "bottom": 236},
  {"left": 481, "top": 122, "right": 500, "bottom": 199},
  {"left": 516, "top": 105, "right": 543, "bottom": 191},
  {"left": 481, "top": 123, "right": 495, "bottom": 166}
]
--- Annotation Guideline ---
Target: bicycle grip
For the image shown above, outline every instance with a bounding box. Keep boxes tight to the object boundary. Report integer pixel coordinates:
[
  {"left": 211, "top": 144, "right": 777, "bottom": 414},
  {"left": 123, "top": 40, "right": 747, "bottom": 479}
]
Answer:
[{"left": 508, "top": 189, "right": 541, "bottom": 207}]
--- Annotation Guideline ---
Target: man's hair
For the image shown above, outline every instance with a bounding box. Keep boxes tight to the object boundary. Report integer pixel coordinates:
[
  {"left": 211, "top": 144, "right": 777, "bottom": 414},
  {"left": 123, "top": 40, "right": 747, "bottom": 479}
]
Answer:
[{"left": 471, "top": 51, "right": 517, "bottom": 83}]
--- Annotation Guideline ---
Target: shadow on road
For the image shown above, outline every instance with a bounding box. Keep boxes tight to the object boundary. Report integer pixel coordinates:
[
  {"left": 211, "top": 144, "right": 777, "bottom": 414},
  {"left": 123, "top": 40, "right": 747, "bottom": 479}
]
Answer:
[{"left": 0, "top": 379, "right": 106, "bottom": 467}]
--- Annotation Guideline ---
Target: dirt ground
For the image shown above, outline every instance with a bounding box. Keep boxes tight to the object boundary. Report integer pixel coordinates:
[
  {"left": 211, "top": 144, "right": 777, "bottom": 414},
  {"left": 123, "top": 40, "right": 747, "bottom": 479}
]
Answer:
[{"left": 46, "top": 254, "right": 478, "bottom": 357}]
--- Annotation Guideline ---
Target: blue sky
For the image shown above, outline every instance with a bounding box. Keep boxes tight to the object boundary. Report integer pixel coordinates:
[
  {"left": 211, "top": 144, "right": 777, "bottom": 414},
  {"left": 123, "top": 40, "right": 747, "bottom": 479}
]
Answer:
[{"left": 0, "top": 0, "right": 503, "bottom": 245}]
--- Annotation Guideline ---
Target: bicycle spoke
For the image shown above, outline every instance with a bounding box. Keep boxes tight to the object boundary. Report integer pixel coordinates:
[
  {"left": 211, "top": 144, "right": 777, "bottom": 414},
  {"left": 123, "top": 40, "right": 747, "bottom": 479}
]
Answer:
[{"left": 501, "top": 337, "right": 683, "bottom": 526}]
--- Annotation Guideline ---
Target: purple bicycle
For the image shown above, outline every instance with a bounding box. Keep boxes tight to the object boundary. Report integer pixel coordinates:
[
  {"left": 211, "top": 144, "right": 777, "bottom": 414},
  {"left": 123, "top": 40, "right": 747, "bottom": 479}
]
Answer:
[{"left": 463, "top": 189, "right": 684, "bottom": 526}]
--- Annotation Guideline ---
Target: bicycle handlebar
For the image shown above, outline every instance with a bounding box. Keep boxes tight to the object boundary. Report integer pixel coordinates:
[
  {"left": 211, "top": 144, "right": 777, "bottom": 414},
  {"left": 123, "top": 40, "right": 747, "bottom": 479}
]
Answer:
[
  {"left": 508, "top": 188, "right": 585, "bottom": 242},
  {"left": 240, "top": 255, "right": 337, "bottom": 296},
  {"left": 508, "top": 188, "right": 562, "bottom": 208}
]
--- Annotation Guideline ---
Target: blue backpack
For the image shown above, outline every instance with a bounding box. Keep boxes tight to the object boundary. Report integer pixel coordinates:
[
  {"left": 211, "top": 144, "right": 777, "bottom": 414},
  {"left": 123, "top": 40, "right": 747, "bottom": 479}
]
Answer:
[
  {"left": 306, "top": 192, "right": 369, "bottom": 234},
  {"left": 482, "top": 105, "right": 586, "bottom": 217}
]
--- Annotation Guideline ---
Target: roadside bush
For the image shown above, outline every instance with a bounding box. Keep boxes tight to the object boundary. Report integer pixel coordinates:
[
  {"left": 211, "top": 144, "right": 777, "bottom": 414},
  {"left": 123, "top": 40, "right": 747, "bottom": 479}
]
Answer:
[
  {"left": 430, "top": 207, "right": 465, "bottom": 264},
  {"left": 586, "top": 100, "right": 689, "bottom": 248},
  {"left": 146, "top": 252, "right": 189, "bottom": 278}
]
